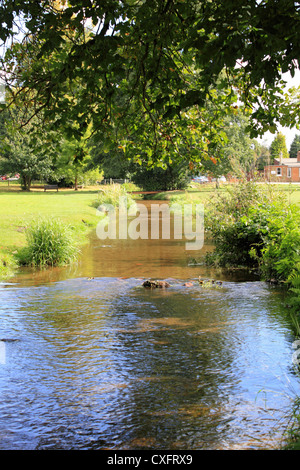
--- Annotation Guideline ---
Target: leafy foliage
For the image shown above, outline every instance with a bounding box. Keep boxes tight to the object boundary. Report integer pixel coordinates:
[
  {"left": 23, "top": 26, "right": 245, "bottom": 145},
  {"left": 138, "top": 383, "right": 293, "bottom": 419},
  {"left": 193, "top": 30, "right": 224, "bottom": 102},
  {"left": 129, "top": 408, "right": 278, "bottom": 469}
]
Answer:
[
  {"left": 205, "top": 182, "right": 272, "bottom": 267},
  {"left": 289, "top": 273, "right": 300, "bottom": 315},
  {"left": 51, "top": 131, "right": 103, "bottom": 188},
  {"left": 269, "top": 132, "right": 289, "bottom": 162},
  {"left": 205, "top": 182, "right": 300, "bottom": 276},
  {"left": 1, "top": 0, "right": 300, "bottom": 160},
  {"left": 0, "top": 249, "right": 17, "bottom": 279},
  {"left": 131, "top": 161, "right": 190, "bottom": 191},
  {"left": 289, "top": 134, "right": 300, "bottom": 159},
  {"left": 205, "top": 181, "right": 300, "bottom": 320},
  {"left": 0, "top": 111, "right": 56, "bottom": 189}
]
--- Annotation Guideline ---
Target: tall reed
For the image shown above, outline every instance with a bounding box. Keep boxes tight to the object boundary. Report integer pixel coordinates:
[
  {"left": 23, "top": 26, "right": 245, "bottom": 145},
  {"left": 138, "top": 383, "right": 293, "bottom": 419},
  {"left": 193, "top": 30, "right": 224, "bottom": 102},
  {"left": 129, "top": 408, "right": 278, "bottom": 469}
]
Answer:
[
  {"left": 19, "top": 218, "right": 79, "bottom": 267},
  {"left": 93, "top": 184, "right": 136, "bottom": 210}
]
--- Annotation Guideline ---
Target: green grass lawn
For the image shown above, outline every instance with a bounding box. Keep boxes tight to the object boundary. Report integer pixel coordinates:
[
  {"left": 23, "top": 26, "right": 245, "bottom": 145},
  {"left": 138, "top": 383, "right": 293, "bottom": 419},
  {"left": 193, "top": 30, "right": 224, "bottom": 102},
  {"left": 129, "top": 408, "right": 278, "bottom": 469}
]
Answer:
[
  {"left": 0, "top": 188, "right": 102, "bottom": 277},
  {"left": 154, "top": 182, "right": 300, "bottom": 205},
  {"left": 0, "top": 190, "right": 101, "bottom": 250}
]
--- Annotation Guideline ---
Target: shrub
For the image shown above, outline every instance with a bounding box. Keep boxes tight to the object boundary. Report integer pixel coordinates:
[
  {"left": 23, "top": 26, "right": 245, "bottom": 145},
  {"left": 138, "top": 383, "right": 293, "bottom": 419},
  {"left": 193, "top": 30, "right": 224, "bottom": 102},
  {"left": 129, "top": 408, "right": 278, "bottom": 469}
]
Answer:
[
  {"left": 289, "top": 273, "right": 300, "bottom": 326},
  {"left": 205, "top": 181, "right": 300, "bottom": 324},
  {"left": 205, "top": 182, "right": 274, "bottom": 267},
  {"left": 93, "top": 184, "right": 136, "bottom": 210},
  {"left": 121, "top": 182, "right": 141, "bottom": 192},
  {"left": 205, "top": 182, "right": 300, "bottom": 278},
  {"left": 19, "top": 218, "right": 79, "bottom": 267},
  {"left": 132, "top": 163, "right": 190, "bottom": 191},
  {"left": 254, "top": 203, "right": 300, "bottom": 282}
]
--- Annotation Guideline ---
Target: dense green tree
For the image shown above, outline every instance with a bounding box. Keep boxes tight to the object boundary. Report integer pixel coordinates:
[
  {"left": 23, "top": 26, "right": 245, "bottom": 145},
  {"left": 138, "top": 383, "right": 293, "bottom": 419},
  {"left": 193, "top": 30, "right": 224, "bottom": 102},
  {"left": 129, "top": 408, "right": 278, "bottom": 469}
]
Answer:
[
  {"left": 0, "top": 112, "right": 56, "bottom": 189},
  {"left": 253, "top": 142, "right": 271, "bottom": 171},
  {"left": 90, "top": 140, "right": 134, "bottom": 180},
  {"left": 1, "top": 0, "right": 300, "bottom": 163},
  {"left": 0, "top": 130, "right": 54, "bottom": 190},
  {"left": 132, "top": 160, "right": 190, "bottom": 191},
  {"left": 270, "top": 132, "right": 289, "bottom": 162},
  {"left": 289, "top": 134, "right": 300, "bottom": 158},
  {"left": 52, "top": 135, "right": 103, "bottom": 189},
  {"left": 187, "top": 108, "right": 257, "bottom": 182}
]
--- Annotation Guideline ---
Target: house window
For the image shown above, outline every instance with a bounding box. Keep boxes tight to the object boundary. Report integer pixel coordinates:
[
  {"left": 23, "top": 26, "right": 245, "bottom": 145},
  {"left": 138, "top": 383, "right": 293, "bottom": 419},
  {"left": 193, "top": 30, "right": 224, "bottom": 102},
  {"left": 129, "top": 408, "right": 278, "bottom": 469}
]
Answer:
[
  {"left": 277, "top": 167, "right": 282, "bottom": 176},
  {"left": 287, "top": 167, "right": 291, "bottom": 178}
]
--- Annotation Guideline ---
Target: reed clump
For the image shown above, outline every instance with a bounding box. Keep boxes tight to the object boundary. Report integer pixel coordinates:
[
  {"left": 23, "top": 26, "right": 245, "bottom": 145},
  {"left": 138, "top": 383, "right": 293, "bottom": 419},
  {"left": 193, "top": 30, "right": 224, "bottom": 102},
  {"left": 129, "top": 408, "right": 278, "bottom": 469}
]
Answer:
[
  {"left": 93, "top": 184, "right": 136, "bottom": 210},
  {"left": 18, "top": 218, "right": 79, "bottom": 267}
]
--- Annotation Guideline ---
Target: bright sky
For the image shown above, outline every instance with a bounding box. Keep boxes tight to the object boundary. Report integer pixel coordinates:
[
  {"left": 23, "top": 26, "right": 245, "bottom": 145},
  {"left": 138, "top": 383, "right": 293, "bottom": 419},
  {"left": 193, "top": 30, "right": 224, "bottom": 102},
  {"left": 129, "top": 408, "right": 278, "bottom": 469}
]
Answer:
[{"left": 256, "top": 70, "right": 300, "bottom": 150}]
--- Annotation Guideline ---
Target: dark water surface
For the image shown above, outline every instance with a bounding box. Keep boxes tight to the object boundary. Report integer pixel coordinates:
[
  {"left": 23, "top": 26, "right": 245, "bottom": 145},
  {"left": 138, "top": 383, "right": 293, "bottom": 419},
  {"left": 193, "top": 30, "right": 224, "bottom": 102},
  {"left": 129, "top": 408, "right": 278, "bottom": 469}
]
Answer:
[{"left": 0, "top": 202, "right": 299, "bottom": 450}]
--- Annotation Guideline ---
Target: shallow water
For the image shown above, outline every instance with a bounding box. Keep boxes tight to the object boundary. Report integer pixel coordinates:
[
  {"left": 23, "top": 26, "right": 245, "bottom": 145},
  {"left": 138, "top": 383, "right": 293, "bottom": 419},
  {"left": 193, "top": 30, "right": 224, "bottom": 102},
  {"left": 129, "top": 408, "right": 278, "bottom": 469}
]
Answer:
[{"left": 0, "top": 201, "right": 299, "bottom": 450}]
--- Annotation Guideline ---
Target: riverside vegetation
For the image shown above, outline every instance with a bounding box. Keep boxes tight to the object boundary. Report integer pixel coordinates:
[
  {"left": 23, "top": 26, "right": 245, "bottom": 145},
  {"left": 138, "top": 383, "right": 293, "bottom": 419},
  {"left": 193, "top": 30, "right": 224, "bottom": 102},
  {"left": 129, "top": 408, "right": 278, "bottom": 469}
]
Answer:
[
  {"left": 170, "top": 182, "right": 300, "bottom": 312},
  {"left": 204, "top": 182, "right": 300, "bottom": 314},
  {"left": 0, "top": 184, "right": 136, "bottom": 277},
  {"left": 171, "top": 181, "right": 300, "bottom": 449},
  {"left": 1, "top": 181, "right": 300, "bottom": 447}
]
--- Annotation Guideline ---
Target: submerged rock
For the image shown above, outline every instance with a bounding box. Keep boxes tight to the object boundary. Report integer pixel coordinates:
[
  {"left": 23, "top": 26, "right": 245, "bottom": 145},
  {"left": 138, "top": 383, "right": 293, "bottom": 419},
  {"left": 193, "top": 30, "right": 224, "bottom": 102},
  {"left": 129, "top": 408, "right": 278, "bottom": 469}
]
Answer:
[
  {"left": 0, "top": 338, "right": 19, "bottom": 342},
  {"left": 142, "top": 280, "right": 170, "bottom": 289},
  {"left": 198, "top": 276, "right": 223, "bottom": 287}
]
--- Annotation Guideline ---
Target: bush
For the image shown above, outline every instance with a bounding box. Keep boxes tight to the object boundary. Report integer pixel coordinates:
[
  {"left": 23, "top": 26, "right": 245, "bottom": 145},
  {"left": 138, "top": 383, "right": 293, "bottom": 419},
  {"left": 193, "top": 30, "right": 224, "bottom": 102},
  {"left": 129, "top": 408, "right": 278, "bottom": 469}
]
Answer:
[
  {"left": 205, "top": 182, "right": 300, "bottom": 278},
  {"left": 132, "top": 163, "right": 190, "bottom": 191},
  {"left": 93, "top": 184, "right": 136, "bottom": 210},
  {"left": 19, "top": 218, "right": 79, "bottom": 267},
  {"left": 205, "top": 181, "right": 300, "bottom": 323},
  {"left": 252, "top": 203, "right": 300, "bottom": 282},
  {"left": 205, "top": 182, "right": 273, "bottom": 267},
  {"left": 121, "top": 182, "right": 141, "bottom": 192}
]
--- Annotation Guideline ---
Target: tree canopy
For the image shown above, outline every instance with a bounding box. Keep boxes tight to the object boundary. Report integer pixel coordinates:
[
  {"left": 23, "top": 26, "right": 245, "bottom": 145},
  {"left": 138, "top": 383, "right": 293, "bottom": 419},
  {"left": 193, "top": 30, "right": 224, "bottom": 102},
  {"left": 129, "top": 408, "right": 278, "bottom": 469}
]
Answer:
[
  {"left": 270, "top": 132, "right": 289, "bottom": 162},
  {"left": 289, "top": 134, "right": 300, "bottom": 158},
  {"left": 1, "top": 0, "right": 300, "bottom": 165},
  {"left": 0, "top": 111, "right": 56, "bottom": 189}
]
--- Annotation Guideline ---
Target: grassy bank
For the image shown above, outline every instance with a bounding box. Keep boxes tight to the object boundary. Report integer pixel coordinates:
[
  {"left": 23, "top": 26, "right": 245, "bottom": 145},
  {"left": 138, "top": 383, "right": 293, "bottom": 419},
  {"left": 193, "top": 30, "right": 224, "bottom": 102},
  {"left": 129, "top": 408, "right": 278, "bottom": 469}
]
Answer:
[
  {"left": 0, "top": 184, "right": 139, "bottom": 277},
  {"left": 0, "top": 188, "right": 103, "bottom": 278},
  {"left": 0, "top": 190, "right": 100, "bottom": 248},
  {"left": 157, "top": 182, "right": 300, "bottom": 205}
]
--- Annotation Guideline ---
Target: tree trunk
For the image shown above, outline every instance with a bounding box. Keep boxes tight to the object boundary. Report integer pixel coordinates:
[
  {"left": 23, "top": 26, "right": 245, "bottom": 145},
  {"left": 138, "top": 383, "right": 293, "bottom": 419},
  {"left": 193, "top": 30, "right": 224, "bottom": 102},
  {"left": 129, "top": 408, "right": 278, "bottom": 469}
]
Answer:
[{"left": 21, "top": 175, "right": 31, "bottom": 191}]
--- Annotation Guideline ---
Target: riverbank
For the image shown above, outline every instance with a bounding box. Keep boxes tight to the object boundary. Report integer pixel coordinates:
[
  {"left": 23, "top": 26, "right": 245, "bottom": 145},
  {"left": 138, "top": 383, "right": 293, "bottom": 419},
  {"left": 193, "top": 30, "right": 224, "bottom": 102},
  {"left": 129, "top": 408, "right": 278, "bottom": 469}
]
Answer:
[
  {"left": 0, "top": 189, "right": 102, "bottom": 278},
  {"left": 149, "top": 182, "right": 300, "bottom": 205},
  {"left": 1, "top": 182, "right": 300, "bottom": 449},
  {"left": 1, "top": 182, "right": 300, "bottom": 279}
]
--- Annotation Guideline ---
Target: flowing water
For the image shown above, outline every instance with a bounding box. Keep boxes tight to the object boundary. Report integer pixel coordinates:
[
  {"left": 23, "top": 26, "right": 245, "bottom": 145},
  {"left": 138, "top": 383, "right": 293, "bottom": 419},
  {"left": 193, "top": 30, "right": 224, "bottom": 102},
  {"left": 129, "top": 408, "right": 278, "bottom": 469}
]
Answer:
[{"left": 0, "top": 201, "right": 299, "bottom": 450}]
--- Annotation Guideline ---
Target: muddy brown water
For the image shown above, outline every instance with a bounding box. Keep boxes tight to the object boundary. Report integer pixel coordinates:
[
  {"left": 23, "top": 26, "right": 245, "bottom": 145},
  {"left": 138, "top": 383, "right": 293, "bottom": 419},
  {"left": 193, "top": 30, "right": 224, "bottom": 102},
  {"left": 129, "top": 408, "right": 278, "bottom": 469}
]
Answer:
[{"left": 0, "top": 201, "right": 299, "bottom": 450}]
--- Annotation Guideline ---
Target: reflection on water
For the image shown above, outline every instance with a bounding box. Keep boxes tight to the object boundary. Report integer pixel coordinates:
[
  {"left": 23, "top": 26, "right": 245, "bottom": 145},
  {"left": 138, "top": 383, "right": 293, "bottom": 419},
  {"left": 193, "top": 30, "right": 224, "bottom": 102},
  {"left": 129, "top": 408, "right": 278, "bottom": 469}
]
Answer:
[
  {"left": 0, "top": 202, "right": 299, "bottom": 449},
  {"left": 8, "top": 200, "right": 257, "bottom": 286},
  {"left": 0, "top": 277, "right": 299, "bottom": 450}
]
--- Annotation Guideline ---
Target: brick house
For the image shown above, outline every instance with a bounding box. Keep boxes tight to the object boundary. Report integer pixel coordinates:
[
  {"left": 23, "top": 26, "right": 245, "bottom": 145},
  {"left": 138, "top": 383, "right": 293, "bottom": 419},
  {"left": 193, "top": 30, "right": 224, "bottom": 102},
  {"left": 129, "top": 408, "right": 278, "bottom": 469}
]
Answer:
[{"left": 264, "top": 150, "right": 300, "bottom": 182}]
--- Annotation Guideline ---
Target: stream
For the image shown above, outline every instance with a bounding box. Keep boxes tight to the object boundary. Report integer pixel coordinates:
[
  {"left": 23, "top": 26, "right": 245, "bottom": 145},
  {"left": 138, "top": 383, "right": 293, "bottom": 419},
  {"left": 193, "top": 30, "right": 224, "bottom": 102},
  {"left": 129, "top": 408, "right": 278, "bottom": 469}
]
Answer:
[{"left": 0, "top": 200, "right": 299, "bottom": 450}]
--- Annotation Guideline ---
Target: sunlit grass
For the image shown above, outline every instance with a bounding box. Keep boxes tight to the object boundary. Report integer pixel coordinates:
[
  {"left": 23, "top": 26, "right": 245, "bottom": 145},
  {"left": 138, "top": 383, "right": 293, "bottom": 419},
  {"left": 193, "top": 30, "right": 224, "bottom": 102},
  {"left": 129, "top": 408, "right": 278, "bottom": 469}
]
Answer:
[
  {"left": 0, "top": 185, "right": 143, "bottom": 277},
  {"left": 0, "top": 190, "right": 100, "bottom": 251}
]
